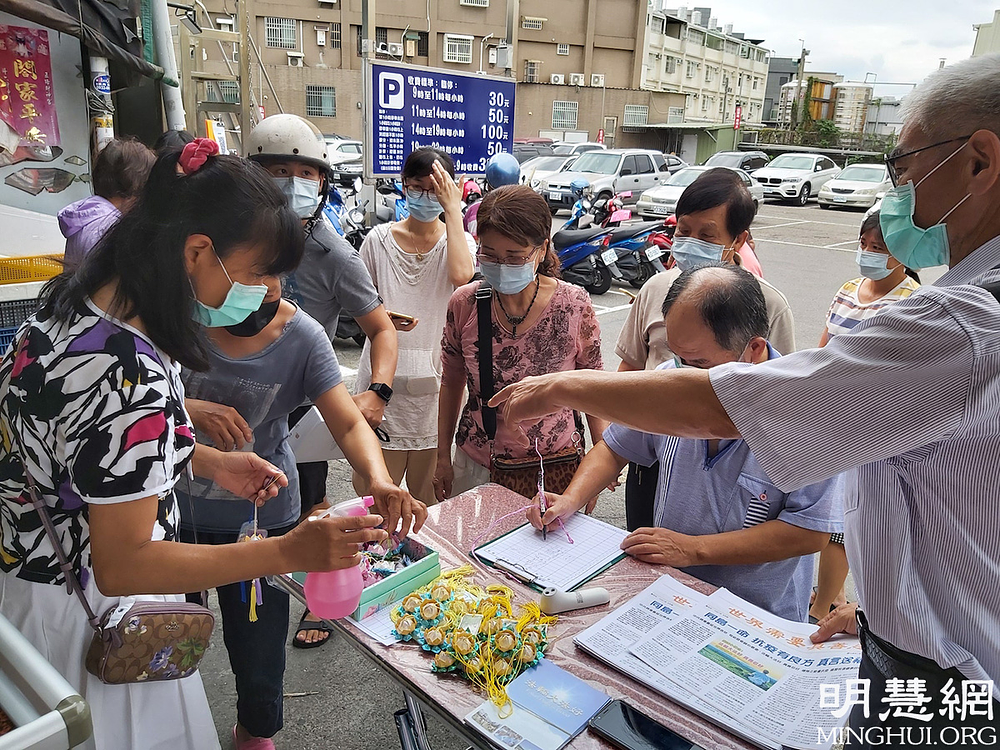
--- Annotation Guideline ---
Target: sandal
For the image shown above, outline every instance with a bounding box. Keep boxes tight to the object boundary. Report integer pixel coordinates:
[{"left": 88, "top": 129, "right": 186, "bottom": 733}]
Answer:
[{"left": 291, "top": 609, "right": 333, "bottom": 649}]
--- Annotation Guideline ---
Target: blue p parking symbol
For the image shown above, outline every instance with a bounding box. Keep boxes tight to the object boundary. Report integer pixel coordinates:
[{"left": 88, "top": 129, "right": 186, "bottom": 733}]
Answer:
[{"left": 379, "top": 72, "right": 404, "bottom": 110}]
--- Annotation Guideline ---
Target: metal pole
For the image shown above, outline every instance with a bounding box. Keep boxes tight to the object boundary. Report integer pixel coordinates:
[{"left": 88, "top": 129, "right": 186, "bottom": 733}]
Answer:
[
  {"left": 88, "top": 55, "right": 115, "bottom": 153},
  {"left": 150, "top": 0, "right": 187, "bottom": 130},
  {"left": 238, "top": 0, "right": 253, "bottom": 148},
  {"left": 794, "top": 41, "right": 807, "bottom": 130}
]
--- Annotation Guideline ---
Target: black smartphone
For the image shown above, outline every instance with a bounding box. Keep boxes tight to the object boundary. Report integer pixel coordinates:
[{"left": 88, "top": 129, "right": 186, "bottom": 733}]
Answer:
[{"left": 589, "top": 700, "right": 704, "bottom": 750}]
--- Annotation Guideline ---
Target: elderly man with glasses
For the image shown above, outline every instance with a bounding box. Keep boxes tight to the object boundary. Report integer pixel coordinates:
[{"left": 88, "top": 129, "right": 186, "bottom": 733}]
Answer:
[{"left": 490, "top": 55, "right": 1000, "bottom": 745}]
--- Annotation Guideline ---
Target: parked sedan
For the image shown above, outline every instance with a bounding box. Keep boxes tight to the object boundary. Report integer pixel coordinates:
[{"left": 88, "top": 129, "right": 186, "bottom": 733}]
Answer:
[
  {"left": 520, "top": 155, "right": 578, "bottom": 188},
  {"left": 753, "top": 153, "right": 841, "bottom": 206},
  {"left": 635, "top": 166, "right": 764, "bottom": 220},
  {"left": 817, "top": 163, "right": 891, "bottom": 210},
  {"left": 327, "top": 139, "right": 363, "bottom": 186}
]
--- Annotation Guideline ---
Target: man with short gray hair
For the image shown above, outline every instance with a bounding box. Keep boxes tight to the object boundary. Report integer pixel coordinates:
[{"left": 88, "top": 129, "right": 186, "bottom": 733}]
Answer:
[
  {"left": 492, "top": 54, "right": 1000, "bottom": 743},
  {"left": 530, "top": 264, "right": 843, "bottom": 622}
]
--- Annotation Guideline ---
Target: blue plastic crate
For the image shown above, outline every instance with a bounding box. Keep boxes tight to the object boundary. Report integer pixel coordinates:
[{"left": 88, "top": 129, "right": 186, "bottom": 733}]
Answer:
[
  {"left": 0, "top": 298, "right": 39, "bottom": 328},
  {"left": 0, "top": 326, "right": 17, "bottom": 353}
]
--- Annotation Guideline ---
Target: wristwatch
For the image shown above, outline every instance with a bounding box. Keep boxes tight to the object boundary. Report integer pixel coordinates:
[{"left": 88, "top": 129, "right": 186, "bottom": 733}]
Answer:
[{"left": 368, "top": 382, "right": 393, "bottom": 404}]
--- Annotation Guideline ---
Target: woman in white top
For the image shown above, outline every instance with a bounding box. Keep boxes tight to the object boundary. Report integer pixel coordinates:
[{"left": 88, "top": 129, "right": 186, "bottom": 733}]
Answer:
[{"left": 354, "top": 148, "right": 476, "bottom": 504}]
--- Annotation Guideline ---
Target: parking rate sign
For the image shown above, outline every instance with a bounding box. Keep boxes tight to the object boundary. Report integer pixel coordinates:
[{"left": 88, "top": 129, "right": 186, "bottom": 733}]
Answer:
[{"left": 367, "top": 60, "right": 515, "bottom": 177}]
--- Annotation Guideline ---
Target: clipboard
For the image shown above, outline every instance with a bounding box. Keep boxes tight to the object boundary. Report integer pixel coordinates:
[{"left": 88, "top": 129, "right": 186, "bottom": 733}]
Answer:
[
  {"left": 471, "top": 513, "right": 628, "bottom": 593},
  {"left": 286, "top": 405, "right": 345, "bottom": 463}
]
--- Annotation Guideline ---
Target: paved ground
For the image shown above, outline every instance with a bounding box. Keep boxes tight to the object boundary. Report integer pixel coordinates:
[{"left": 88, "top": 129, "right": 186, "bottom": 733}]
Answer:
[{"left": 199, "top": 199, "right": 943, "bottom": 749}]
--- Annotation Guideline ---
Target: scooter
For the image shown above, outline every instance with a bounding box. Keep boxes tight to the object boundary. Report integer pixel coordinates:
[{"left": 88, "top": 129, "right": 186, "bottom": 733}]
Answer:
[
  {"left": 596, "top": 221, "right": 669, "bottom": 288},
  {"left": 552, "top": 222, "right": 620, "bottom": 295},
  {"left": 597, "top": 191, "right": 633, "bottom": 227},
  {"left": 373, "top": 179, "right": 408, "bottom": 225}
]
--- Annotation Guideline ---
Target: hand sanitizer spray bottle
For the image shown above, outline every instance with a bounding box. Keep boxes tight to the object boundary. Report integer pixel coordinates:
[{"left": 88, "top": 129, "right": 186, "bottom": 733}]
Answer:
[{"left": 303, "top": 495, "right": 374, "bottom": 620}]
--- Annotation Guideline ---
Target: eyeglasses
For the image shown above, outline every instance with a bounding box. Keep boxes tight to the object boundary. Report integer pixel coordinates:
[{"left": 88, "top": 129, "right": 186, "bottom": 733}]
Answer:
[
  {"left": 404, "top": 185, "right": 435, "bottom": 199},
  {"left": 884, "top": 135, "right": 972, "bottom": 187},
  {"left": 476, "top": 244, "right": 542, "bottom": 267}
]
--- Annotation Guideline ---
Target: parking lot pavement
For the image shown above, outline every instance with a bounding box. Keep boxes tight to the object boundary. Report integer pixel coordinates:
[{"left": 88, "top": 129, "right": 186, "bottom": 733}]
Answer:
[{"left": 751, "top": 200, "right": 869, "bottom": 252}]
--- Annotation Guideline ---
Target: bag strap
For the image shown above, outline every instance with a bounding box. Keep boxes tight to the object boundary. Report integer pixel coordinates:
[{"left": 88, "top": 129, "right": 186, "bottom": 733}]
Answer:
[
  {"left": 7, "top": 329, "right": 103, "bottom": 634},
  {"left": 475, "top": 281, "right": 497, "bottom": 442}
]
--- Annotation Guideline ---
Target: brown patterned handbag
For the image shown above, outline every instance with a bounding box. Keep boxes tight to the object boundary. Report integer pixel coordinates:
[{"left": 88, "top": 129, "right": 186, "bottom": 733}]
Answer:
[{"left": 16, "top": 455, "right": 214, "bottom": 685}]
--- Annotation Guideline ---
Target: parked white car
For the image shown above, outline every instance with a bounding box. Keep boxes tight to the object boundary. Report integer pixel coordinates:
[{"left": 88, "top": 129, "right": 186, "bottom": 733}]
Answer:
[
  {"left": 635, "top": 166, "right": 764, "bottom": 220},
  {"left": 753, "top": 153, "right": 841, "bottom": 206},
  {"left": 552, "top": 141, "right": 606, "bottom": 156},
  {"left": 817, "top": 163, "right": 891, "bottom": 210},
  {"left": 326, "top": 139, "right": 363, "bottom": 186},
  {"left": 520, "top": 155, "right": 578, "bottom": 188}
]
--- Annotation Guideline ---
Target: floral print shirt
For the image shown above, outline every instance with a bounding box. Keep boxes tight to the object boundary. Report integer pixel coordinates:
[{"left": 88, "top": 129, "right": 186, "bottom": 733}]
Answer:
[
  {"left": 0, "top": 300, "right": 195, "bottom": 587},
  {"left": 441, "top": 280, "right": 603, "bottom": 467}
]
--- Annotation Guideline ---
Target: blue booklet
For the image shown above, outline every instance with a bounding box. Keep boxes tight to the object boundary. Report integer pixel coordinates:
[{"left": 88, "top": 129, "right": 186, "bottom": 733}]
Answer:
[{"left": 465, "top": 659, "right": 611, "bottom": 750}]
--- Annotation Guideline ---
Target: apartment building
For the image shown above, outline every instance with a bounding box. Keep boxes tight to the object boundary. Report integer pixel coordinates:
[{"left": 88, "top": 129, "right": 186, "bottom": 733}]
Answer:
[
  {"left": 832, "top": 82, "right": 872, "bottom": 133},
  {"left": 641, "top": 4, "right": 770, "bottom": 126},
  {"left": 973, "top": 9, "right": 1000, "bottom": 56},
  {"left": 776, "top": 73, "right": 843, "bottom": 124},
  {"left": 195, "top": 0, "right": 687, "bottom": 148}
]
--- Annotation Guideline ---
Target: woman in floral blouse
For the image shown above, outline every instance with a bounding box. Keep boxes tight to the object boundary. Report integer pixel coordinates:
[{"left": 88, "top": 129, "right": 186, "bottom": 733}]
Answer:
[{"left": 434, "top": 185, "right": 607, "bottom": 500}]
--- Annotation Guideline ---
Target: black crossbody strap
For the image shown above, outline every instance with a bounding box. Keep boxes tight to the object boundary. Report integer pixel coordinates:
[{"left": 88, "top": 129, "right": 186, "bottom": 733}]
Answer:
[{"left": 475, "top": 281, "right": 497, "bottom": 441}]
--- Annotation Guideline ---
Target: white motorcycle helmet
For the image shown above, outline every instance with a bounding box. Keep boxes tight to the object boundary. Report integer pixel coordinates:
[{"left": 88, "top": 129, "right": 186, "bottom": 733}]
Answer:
[{"left": 246, "top": 113, "right": 329, "bottom": 171}]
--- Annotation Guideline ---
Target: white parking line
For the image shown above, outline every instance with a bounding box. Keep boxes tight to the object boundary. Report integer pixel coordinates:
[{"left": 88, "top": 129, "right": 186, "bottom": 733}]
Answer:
[
  {"left": 755, "top": 237, "right": 856, "bottom": 253},
  {"left": 756, "top": 213, "right": 862, "bottom": 228},
  {"left": 595, "top": 303, "right": 633, "bottom": 315},
  {"left": 824, "top": 239, "right": 860, "bottom": 248},
  {"left": 752, "top": 220, "right": 810, "bottom": 230}
]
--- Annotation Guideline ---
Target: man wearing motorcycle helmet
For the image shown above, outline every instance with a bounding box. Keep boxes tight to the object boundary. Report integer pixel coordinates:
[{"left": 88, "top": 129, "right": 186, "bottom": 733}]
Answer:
[
  {"left": 247, "top": 114, "right": 399, "bottom": 647},
  {"left": 464, "top": 151, "right": 522, "bottom": 238}
]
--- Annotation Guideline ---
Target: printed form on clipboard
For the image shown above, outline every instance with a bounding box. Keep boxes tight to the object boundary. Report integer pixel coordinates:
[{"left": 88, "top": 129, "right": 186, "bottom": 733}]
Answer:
[{"left": 472, "top": 512, "right": 628, "bottom": 592}]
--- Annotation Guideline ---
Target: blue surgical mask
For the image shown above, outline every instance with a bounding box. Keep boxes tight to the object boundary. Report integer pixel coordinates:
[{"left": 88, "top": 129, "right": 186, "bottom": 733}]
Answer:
[
  {"left": 856, "top": 247, "right": 894, "bottom": 280},
  {"left": 670, "top": 236, "right": 727, "bottom": 271},
  {"left": 480, "top": 260, "right": 537, "bottom": 295},
  {"left": 406, "top": 192, "right": 443, "bottom": 222},
  {"left": 274, "top": 176, "right": 322, "bottom": 218},
  {"left": 879, "top": 143, "right": 971, "bottom": 269},
  {"left": 192, "top": 252, "right": 268, "bottom": 328}
]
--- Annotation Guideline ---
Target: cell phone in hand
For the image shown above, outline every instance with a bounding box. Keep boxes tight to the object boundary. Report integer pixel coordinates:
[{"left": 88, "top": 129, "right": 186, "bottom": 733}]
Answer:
[
  {"left": 388, "top": 311, "right": 416, "bottom": 324},
  {"left": 589, "top": 700, "right": 704, "bottom": 750}
]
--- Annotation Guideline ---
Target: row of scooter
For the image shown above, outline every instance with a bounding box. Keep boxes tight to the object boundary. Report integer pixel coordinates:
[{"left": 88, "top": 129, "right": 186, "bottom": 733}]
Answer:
[{"left": 551, "top": 181, "right": 675, "bottom": 295}]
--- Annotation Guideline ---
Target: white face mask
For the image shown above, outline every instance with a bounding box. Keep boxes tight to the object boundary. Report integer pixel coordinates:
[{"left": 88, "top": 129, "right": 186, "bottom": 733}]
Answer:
[
  {"left": 670, "top": 236, "right": 730, "bottom": 272},
  {"left": 274, "top": 176, "right": 322, "bottom": 218}
]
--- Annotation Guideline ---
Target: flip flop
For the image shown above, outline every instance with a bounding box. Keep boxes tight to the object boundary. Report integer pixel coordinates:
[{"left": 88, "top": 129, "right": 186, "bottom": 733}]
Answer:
[{"left": 291, "top": 609, "right": 333, "bottom": 649}]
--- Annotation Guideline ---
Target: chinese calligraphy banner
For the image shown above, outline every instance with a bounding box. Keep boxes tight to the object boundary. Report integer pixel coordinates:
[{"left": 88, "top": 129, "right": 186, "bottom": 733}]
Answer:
[{"left": 0, "top": 25, "right": 60, "bottom": 147}]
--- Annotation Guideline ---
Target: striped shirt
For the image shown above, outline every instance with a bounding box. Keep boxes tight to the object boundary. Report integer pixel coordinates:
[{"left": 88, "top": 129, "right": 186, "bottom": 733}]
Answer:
[
  {"left": 710, "top": 235, "right": 1000, "bottom": 683},
  {"left": 824, "top": 276, "right": 921, "bottom": 338}
]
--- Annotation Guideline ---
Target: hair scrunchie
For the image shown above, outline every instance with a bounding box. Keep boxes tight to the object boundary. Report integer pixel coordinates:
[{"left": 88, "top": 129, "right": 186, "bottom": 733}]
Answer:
[{"left": 178, "top": 138, "right": 220, "bottom": 175}]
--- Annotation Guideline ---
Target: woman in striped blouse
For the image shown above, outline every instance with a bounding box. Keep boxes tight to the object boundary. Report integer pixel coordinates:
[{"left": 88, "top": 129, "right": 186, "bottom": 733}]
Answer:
[{"left": 809, "top": 210, "right": 920, "bottom": 623}]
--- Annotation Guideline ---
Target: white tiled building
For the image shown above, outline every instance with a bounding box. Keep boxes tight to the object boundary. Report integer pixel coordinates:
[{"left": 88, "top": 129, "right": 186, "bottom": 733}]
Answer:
[
  {"left": 832, "top": 82, "right": 873, "bottom": 133},
  {"left": 640, "top": 4, "right": 769, "bottom": 127}
]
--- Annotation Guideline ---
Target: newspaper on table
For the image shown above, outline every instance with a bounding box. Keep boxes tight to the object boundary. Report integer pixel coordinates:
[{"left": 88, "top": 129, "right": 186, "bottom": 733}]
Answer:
[{"left": 575, "top": 576, "right": 861, "bottom": 750}]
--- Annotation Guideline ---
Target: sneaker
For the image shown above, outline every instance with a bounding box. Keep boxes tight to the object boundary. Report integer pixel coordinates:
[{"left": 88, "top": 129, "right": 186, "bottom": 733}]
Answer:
[{"left": 232, "top": 725, "right": 276, "bottom": 750}]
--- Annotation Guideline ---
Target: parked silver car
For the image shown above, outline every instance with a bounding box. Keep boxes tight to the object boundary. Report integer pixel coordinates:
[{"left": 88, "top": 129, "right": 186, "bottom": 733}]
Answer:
[
  {"left": 753, "top": 153, "right": 841, "bottom": 206},
  {"left": 817, "top": 163, "right": 891, "bottom": 210},
  {"left": 636, "top": 166, "right": 764, "bottom": 220},
  {"left": 520, "top": 155, "right": 578, "bottom": 188},
  {"left": 541, "top": 149, "right": 668, "bottom": 212}
]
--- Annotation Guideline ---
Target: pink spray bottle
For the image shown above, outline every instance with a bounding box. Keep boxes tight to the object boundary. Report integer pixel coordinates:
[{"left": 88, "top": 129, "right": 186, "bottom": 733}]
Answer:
[{"left": 303, "top": 495, "right": 374, "bottom": 620}]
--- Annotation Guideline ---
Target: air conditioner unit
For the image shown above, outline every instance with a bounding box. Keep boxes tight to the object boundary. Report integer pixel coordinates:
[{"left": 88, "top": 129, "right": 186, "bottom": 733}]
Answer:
[
  {"left": 387, "top": 42, "right": 404, "bottom": 57},
  {"left": 591, "top": 73, "right": 605, "bottom": 87},
  {"left": 287, "top": 52, "right": 304, "bottom": 67},
  {"left": 569, "top": 73, "right": 585, "bottom": 86},
  {"left": 550, "top": 73, "right": 565, "bottom": 84}
]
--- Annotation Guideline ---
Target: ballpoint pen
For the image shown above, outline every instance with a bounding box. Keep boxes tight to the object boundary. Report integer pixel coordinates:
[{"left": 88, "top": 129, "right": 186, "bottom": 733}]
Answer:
[{"left": 535, "top": 439, "right": 547, "bottom": 541}]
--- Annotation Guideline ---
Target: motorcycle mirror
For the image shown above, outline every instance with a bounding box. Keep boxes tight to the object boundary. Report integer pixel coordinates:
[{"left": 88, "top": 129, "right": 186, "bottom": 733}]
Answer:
[
  {"left": 349, "top": 209, "right": 366, "bottom": 224},
  {"left": 353, "top": 177, "right": 363, "bottom": 193},
  {"left": 377, "top": 184, "right": 399, "bottom": 195}
]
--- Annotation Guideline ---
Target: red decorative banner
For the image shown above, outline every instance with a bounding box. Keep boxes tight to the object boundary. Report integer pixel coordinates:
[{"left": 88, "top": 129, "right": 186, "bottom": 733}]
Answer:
[{"left": 0, "top": 25, "right": 60, "bottom": 147}]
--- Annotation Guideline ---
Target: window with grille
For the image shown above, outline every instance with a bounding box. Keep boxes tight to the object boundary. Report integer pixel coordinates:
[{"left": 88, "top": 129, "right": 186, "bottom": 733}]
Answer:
[
  {"left": 417, "top": 32, "right": 428, "bottom": 56},
  {"left": 207, "top": 81, "right": 240, "bottom": 103},
  {"left": 623, "top": 104, "right": 648, "bottom": 127},
  {"left": 524, "top": 60, "right": 540, "bottom": 83},
  {"left": 724, "top": 40, "right": 739, "bottom": 55},
  {"left": 686, "top": 61, "right": 697, "bottom": 78},
  {"left": 556, "top": 43, "right": 569, "bottom": 55},
  {"left": 687, "top": 28, "right": 704, "bottom": 46},
  {"left": 460, "top": 0, "right": 489, "bottom": 6},
  {"left": 443, "top": 34, "right": 473, "bottom": 64},
  {"left": 265, "top": 17, "right": 296, "bottom": 49},
  {"left": 668, "top": 106, "right": 684, "bottom": 123},
  {"left": 355, "top": 25, "right": 362, "bottom": 56},
  {"left": 521, "top": 17, "right": 544, "bottom": 30},
  {"left": 664, "top": 56, "right": 677, "bottom": 74},
  {"left": 650, "top": 16, "right": 665, "bottom": 34},
  {"left": 306, "top": 85, "right": 336, "bottom": 117},
  {"left": 330, "top": 22, "right": 341, "bottom": 48},
  {"left": 552, "top": 100, "right": 578, "bottom": 130},
  {"left": 705, "top": 66, "right": 714, "bottom": 83},
  {"left": 376, "top": 27, "right": 388, "bottom": 47}
]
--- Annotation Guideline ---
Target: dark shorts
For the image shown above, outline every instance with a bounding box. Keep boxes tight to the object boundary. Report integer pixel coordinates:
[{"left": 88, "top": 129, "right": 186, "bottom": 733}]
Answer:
[{"left": 289, "top": 405, "right": 329, "bottom": 508}]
